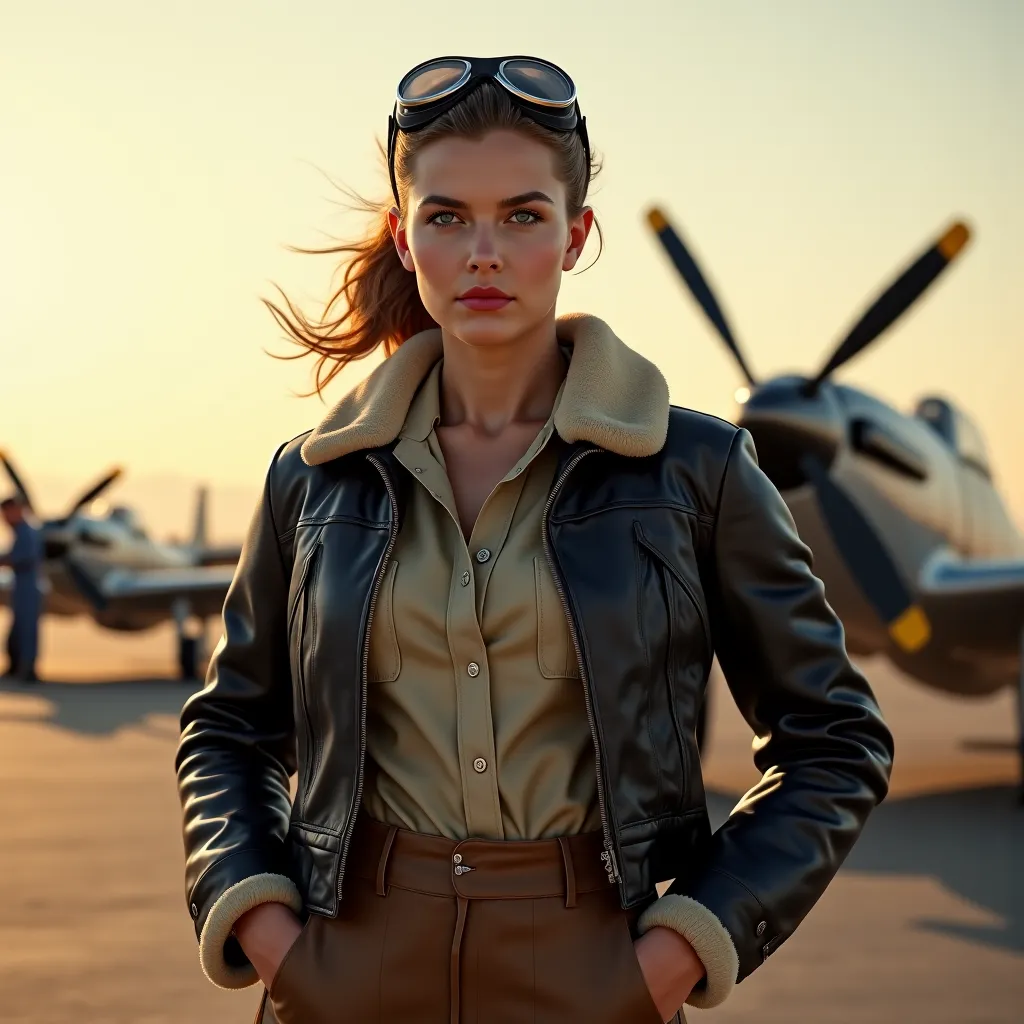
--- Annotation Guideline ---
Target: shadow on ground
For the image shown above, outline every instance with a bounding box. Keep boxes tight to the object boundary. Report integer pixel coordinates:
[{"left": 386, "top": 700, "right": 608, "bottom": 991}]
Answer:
[
  {"left": 0, "top": 676, "right": 201, "bottom": 737},
  {"left": 707, "top": 784, "right": 1023, "bottom": 957},
  {"left": 3, "top": 677, "right": 1020, "bottom": 964}
]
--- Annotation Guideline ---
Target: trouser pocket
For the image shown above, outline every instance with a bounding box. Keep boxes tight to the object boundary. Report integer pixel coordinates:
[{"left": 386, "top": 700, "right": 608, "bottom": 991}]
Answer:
[
  {"left": 265, "top": 914, "right": 317, "bottom": 1024},
  {"left": 267, "top": 879, "right": 403, "bottom": 1024},
  {"left": 614, "top": 911, "right": 672, "bottom": 1024}
]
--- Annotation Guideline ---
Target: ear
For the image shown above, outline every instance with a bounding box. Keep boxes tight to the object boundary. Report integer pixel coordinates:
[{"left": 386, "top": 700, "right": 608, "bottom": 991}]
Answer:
[
  {"left": 387, "top": 206, "right": 417, "bottom": 273},
  {"left": 562, "top": 207, "right": 595, "bottom": 272}
]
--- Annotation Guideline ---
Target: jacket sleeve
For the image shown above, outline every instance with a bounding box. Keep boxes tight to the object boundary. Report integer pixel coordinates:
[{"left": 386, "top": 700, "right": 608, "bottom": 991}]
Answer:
[
  {"left": 174, "top": 443, "right": 303, "bottom": 989},
  {"left": 666, "top": 427, "right": 894, "bottom": 988}
]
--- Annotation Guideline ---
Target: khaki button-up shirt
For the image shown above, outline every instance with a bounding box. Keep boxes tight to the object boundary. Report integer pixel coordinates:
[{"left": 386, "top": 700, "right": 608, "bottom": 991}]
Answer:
[{"left": 361, "top": 360, "right": 601, "bottom": 840}]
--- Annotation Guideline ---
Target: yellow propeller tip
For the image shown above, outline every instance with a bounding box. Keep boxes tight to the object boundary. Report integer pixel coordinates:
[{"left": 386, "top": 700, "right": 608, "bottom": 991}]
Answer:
[
  {"left": 938, "top": 221, "right": 970, "bottom": 260},
  {"left": 888, "top": 605, "right": 931, "bottom": 653},
  {"left": 646, "top": 208, "right": 668, "bottom": 233}
]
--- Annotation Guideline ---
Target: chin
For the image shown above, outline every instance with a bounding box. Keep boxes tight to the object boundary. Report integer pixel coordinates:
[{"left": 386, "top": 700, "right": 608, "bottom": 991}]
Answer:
[{"left": 444, "top": 311, "right": 530, "bottom": 349}]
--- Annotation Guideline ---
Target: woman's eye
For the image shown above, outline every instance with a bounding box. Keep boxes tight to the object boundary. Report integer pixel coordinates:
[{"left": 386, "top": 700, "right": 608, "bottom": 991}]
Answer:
[
  {"left": 427, "top": 210, "right": 461, "bottom": 227},
  {"left": 510, "top": 209, "right": 541, "bottom": 225}
]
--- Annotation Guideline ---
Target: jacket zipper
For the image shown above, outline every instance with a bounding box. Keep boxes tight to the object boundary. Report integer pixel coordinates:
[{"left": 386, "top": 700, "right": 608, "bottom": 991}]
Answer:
[
  {"left": 541, "top": 446, "right": 622, "bottom": 887},
  {"left": 291, "top": 538, "right": 323, "bottom": 814},
  {"left": 335, "top": 453, "right": 400, "bottom": 904}
]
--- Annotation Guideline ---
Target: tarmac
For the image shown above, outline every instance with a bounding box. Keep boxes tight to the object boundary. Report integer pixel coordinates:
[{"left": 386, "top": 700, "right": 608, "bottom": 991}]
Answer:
[{"left": 0, "top": 615, "right": 1020, "bottom": 1023}]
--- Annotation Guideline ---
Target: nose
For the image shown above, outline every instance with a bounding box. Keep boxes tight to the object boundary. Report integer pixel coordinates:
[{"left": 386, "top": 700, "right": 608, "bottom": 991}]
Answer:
[{"left": 466, "top": 225, "right": 503, "bottom": 272}]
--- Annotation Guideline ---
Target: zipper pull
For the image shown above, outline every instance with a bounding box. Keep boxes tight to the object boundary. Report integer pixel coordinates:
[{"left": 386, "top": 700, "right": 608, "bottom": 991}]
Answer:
[{"left": 600, "top": 847, "right": 621, "bottom": 884}]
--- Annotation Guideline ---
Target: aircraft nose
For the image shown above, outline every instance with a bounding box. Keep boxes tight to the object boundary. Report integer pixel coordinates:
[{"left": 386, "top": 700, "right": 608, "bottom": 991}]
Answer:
[
  {"left": 737, "top": 376, "right": 845, "bottom": 491},
  {"left": 41, "top": 521, "right": 74, "bottom": 560}
]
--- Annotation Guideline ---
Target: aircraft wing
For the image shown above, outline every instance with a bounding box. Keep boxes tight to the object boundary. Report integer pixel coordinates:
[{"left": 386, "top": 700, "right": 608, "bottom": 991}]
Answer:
[
  {"left": 65, "top": 561, "right": 236, "bottom": 620},
  {"left": 916, "top": 548, "right": 1024, "bottom": 651},
  {"left": 194, "top": 543, "right": 243, "bottom": 567}
]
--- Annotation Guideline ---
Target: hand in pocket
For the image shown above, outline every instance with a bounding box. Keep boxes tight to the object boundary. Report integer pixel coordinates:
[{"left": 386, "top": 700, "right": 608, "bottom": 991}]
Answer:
[
  {"left": 632, "top": 926, "right": 705, "bottom": 1022},
  {"left": 234, "top": 902, "right": 306, "bottom": 990}
]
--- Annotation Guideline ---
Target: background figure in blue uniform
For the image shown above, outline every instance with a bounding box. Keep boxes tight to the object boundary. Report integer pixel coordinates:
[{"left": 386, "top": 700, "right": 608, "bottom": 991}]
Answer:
[{"left": 1, "top": 496, "right": 45, "bottom": 683}]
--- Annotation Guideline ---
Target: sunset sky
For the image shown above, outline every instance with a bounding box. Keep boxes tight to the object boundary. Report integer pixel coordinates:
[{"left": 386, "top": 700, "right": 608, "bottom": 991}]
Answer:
[{"left": 1, "top": 0, "right": 1021, "bottom": 541}]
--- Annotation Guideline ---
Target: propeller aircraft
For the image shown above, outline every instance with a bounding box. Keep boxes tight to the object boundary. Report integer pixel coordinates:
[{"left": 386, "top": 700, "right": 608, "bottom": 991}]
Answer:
[
  {"left": 646, "top": 207, "right": 1024, "bottom": 790},
  {"left": 0, "top": 452, "right": 242, "bottom": 679}
]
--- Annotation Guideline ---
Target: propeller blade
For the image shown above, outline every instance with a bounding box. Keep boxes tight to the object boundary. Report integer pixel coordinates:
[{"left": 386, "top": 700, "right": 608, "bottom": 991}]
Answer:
[
  {"left": 646, "top": 207, "right": 757, "bottom": 386},
  {"left": 807, "top": 220, "right": 971, "bottom": 391},
  {"left": 0, "top": 450, "right": 36, "bottom": 513},
  {"left": 801, "top": 455, "right": 930, "bottom": 653},
  {"left": 66, "top": 468, "right": 123, "bottom": 517}
]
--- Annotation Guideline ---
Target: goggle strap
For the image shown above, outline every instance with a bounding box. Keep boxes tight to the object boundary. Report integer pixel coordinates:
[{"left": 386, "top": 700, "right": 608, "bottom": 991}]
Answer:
[
  {"left": 578, "top": 111, "right": 592, "bottom": 186},
  {"left": 387, "top": 112, "right": 400, "bottom": 208}
]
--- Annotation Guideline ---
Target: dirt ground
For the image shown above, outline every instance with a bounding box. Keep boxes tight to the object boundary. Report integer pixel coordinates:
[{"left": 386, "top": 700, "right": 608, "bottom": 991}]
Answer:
[{"left": 0, "top": 615, "right": 1020, "bottom": 1023}]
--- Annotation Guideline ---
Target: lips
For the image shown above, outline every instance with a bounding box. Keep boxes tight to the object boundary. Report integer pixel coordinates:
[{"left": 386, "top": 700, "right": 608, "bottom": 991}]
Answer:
[{"left": 457, "top": 286, "right": 513, "bottom": 311}]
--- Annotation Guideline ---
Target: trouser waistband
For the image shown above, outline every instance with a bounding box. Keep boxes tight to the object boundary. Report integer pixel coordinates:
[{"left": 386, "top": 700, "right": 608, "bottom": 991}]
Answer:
[{"left": 348, "top": 813, "right": 617, "bottom": 907}]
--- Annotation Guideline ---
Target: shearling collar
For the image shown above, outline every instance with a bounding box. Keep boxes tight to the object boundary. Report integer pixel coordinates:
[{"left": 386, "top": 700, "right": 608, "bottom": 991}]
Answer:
[{"left": 299, "top": 313, "right": 670, "bottom": 466}]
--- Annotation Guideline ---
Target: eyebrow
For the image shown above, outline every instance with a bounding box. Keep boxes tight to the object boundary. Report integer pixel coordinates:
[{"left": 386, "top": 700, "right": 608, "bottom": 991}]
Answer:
[{"left": 417, "top": 190, "right": 556, "bottom": 210}]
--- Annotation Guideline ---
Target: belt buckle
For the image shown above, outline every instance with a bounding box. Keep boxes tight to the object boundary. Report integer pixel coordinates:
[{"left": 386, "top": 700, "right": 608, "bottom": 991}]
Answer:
[{"left": 453, "top": 851, "right": 475, "bottom": 876}]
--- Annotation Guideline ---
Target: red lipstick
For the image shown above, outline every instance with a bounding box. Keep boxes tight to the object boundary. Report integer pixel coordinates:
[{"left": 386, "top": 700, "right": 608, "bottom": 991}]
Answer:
[{"left": 457, "top": 286, "right": 513, "bottom": 311}]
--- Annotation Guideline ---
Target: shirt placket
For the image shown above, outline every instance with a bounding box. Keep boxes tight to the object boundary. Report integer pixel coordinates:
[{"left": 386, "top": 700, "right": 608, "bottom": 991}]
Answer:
[{"left": 394, "top": 421, "right": 555, "bottom": 839}]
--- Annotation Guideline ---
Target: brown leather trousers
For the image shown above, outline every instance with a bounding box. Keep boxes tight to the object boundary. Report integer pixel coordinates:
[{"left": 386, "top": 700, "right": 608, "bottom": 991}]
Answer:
[{"left": 256, "top": 815, "right": 682, "bottom": 1024}]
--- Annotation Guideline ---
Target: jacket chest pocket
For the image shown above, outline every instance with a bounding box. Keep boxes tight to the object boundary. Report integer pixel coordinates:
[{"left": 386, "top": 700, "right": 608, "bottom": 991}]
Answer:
[
  {"left": 633, "top": 523, "right": 710, "bottom": 666},
  {"left": 289, "top": 537, "right": 324, "bottom": 808},
  {"left": 533, "top": 556, "right": 581, "bottom": 680},
  {"left": 290, "top": 538, "right": 324, "bottom": 698},
  {"left": 633, "top": 521, "right": 711, "bottom": 813},
  {"left": 367, "top": 559, "right": 402, "bottom": 683}
]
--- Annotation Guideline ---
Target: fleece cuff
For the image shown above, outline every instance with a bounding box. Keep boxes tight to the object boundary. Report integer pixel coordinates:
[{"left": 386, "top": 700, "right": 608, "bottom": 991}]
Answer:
[
  {"left": 637, "top": 892, "right": 740, "bottom": 1009},
  {"left": 198, "top": 872, "right": 303, "bottom": 990}
]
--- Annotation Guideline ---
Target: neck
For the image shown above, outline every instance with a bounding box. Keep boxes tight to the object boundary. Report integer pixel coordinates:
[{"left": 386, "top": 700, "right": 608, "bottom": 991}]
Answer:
[{"left": 438, "top": 320, "right": 567, "bottom": 437}]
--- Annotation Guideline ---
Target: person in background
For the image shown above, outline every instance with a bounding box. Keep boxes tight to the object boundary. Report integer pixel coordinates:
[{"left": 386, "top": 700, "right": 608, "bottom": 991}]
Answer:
[{"left": 0, "top": 495, "right": 45, "bottom": 683}]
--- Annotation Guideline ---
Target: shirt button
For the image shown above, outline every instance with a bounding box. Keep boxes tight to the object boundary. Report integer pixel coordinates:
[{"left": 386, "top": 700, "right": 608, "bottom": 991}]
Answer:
[
  {"left": 756, "top": 921, "right": 767, "bottom": 937},
  {"left": 413, "top": 467, "right": 423, "bottom": 474},
  {"left": 467, "top": 662, "right": 480, "bottom": 677},
  {"left": 460, "top": 571, "right": 471, "bottom": 587},
  {"left": 476, "top": 548, "right": 491, "bottom": 563},
  {"left": 473, "top": 757, "right": 487, "bottom": 773},
  {"left": 190, "top": 903, "right": 198, "bottom": 918}
]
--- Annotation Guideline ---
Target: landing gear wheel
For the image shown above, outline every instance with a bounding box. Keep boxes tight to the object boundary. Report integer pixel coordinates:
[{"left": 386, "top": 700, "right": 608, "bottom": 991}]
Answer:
[{"left": 179, "top": 635, "right": 199, "bottom": 681}]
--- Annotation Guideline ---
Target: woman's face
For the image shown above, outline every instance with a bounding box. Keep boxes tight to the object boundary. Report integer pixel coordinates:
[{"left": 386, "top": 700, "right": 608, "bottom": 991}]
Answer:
[{"left": 390, "top": 129, "right": 593, "bottom": 349}]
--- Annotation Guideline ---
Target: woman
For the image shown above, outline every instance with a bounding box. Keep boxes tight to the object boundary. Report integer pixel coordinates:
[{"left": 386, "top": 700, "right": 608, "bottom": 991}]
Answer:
[{"left": 176, "top": 56, "right": 894, "bottom": 1024}]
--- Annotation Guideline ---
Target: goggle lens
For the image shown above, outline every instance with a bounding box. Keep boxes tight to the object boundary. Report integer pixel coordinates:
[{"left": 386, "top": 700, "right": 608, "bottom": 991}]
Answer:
[
  {"left": 500, "top": 59, "right": 575, "bottom": 104},
  {"left": 398, "top": 60, "right": 470, "bottom": 106}
]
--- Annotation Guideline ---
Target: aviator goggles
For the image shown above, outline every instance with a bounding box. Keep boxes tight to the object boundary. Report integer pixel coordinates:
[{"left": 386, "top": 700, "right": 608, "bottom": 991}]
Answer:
[{"left": 386, "top": 55, "right": 589, "bottom": 207}]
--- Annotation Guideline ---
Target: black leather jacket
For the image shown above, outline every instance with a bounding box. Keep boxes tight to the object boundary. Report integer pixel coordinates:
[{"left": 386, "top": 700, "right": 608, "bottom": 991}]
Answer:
[{"left": 176, "top": 407, "right": 893, "bottom": 984}]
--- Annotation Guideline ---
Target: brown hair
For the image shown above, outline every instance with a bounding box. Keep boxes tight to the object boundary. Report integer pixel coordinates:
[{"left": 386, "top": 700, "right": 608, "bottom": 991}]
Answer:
[{"left": 264, "top": 81, "right": 601, "bottom": 397}]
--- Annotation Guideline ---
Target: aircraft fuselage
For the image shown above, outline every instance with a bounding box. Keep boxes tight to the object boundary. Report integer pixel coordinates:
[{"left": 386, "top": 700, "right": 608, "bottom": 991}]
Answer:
[{"left": 740, "top": 379, "right": 1024, "bottom": 697}]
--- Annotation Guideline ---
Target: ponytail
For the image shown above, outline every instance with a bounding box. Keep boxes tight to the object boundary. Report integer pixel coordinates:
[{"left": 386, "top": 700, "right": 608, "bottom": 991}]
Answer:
[{"left": 263, "top": 181, "right": 437, "bottom": 397}]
